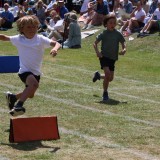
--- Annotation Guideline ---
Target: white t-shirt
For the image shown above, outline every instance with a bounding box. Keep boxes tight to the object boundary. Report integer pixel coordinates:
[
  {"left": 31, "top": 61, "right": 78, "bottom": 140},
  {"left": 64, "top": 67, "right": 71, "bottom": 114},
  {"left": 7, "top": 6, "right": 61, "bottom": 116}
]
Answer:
[
  {"left": 153, "top": 8, "right": 160, "bottom": 20},
  {"left": 135, "top": 8, "right": 146, "bottom": 21},
  {"left": 10, "top": 34, "right": 52, "bottom": 75}
]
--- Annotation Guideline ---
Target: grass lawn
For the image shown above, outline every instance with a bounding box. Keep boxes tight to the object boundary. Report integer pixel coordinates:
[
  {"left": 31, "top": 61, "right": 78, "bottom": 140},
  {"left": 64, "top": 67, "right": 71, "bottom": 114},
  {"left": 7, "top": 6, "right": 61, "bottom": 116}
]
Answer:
[{"left": 0, "top": 24, "right": 160, "bottom": 160}]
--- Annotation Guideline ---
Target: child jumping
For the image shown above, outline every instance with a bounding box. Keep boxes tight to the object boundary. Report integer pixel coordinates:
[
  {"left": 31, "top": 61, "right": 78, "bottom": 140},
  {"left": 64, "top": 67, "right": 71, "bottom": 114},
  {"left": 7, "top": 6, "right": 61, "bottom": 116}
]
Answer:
[
  {"left": 0, "top": 15, "right": 61, "bottom": 116},
  {"left": 93, "top": 13, "right": 126, "bottom": 101}
]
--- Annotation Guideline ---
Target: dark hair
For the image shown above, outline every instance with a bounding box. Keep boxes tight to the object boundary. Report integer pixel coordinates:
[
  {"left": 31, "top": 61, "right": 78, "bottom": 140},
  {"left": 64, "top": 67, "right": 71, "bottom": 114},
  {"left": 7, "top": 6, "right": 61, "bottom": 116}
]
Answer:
[{"left": 103, "top": 13, "right": 116, "bottom": 27}]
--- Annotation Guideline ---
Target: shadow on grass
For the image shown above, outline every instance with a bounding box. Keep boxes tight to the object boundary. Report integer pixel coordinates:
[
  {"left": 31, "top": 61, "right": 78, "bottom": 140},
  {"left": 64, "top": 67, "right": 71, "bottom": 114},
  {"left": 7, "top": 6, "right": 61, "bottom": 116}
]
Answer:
[
  {"left": 1, "top": 141, "right": 60, "bottom": 152},
  {"left": 99, "top": 99, "right": 127, "bottom": 105},
  {"left": 93, "top": 94, "right": 127, "bottom": 105}
]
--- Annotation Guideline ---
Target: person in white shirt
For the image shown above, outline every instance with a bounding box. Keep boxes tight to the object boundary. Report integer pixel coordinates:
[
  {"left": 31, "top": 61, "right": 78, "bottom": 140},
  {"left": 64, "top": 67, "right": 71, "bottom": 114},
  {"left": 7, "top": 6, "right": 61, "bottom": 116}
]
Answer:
[
  {"left": 0, "top": 15, "right": 61, "bottom": 116},
  {"left": 120, "top": 1, "right": 146, "bottom": 34},
  {"left": 140, "top": 1, "right": 160, "bottom": 33}
]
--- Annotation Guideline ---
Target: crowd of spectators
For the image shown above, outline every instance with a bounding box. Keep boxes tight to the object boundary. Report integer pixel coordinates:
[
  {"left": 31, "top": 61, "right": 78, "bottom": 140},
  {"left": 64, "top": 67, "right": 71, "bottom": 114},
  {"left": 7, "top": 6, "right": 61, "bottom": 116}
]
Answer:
[{"left": 0, "top": 0, "right": 160, "bottom": 39}]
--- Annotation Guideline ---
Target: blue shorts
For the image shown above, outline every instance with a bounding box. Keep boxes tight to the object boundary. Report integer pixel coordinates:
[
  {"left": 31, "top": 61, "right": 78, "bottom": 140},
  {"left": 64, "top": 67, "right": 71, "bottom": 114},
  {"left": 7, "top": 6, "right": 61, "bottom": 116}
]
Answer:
[{"left": 99, "top": 57, "right": 116, "bottom": 71}]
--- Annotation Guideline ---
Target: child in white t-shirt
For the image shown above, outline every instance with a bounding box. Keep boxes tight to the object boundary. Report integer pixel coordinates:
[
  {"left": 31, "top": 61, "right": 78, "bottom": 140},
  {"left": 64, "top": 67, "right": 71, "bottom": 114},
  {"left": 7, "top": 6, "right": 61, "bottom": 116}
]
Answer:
[{"left": 0, "top": 15, "right": 61, "bottom": 116}]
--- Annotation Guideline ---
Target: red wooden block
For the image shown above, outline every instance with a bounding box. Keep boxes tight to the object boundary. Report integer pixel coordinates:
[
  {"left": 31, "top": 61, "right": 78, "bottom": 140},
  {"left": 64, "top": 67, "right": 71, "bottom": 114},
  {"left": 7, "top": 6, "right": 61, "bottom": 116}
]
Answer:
[{"left": 9, "top": 116, "right": 60, "bottom": 143}]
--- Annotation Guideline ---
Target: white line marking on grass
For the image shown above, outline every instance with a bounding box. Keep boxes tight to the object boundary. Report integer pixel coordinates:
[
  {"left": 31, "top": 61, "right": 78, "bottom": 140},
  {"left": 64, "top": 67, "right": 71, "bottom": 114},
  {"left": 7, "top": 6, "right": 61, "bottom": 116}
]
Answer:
[
  {"left": 43, "top": 63, "right": 160, "bottom": 88},
  {"left": 115, "top": 76, "right": 160, "bottom": 89},
  {"left": 0, "top": 156, "right": 10, "bottom": 160},
  {"left": 112, "top": 91, "right": 160, "bottom": 104},
  {"left": 60, "top": 127, "right": 160, "bottom": 160},
  {"left": 0, "top": 108, "right": 8, "bottom": 113},
  {"left": 37, "top": 92, "right": 160, "bottom": 127},
  {"left": 43, "top": 62, "right": 91, "bottom": 74},
  {"left": 0, "top": 82, "right": 160, "bottom": 127},
  {"left": 0, "top": 83, "right": 160, "bottom": 159},
  {"left": 44, "top": 76, "right": 160, "bottom": 105}
]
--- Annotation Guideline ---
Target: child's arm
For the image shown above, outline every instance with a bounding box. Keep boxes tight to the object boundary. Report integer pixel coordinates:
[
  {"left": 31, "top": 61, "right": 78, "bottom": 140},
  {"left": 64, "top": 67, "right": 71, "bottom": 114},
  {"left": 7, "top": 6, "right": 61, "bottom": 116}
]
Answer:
[
  {"left": 119, "top": 42, "right": 126, "bottom": 55},
  {"left": 49, "top": 40, "right": 61, "bottom": 57},
  {"left": 0, "top": 34, "right": 10, "bottom": 41},
  {"left": 93, "top": 40, "right": 103, "bottom": 58}
]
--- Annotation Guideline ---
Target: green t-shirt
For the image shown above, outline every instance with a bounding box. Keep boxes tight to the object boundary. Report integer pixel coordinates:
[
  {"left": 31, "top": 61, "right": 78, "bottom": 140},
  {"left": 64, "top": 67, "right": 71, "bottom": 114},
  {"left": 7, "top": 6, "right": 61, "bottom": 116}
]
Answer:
[{"left": 96, "top": 29, "right": 125, "bottom": 60}]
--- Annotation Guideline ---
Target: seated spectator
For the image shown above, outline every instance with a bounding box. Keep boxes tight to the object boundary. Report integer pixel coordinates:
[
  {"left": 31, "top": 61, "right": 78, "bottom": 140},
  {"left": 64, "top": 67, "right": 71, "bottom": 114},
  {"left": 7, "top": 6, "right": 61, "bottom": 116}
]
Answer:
[
  {"left": 148, "top": 0, "right": 158, "bottom": 15},
  {"left": 78, "top": 1, "right": 95, "bottom": 29},
  {"left": 141, "top": 0, "right": 157, "bottom": 25},
  {"left": 0, "top": 3, "right": 14, "bottom": 28},
  {"left": 42, "top": 10, "right": 63, "bottom": 41},
  {"left": 17, "top": 4, "right": 26, "bottom": 18},
  {"left": 130, "top": 0, "right": 139, "bottom": 6},
  {"left": 140, "top": 1, "right": 160, "bottom": 34},
  {"left": 141, "top": 0, "right": 150, "bottom": 15},
  {"left": 117, "top": 0, "right": 133, "bottom": 25},
  {"left": 120, "top": 1, "right": 146, "bottom": 35},
  {"left": 65, "top": 0, "right": 73, "bottom": 12},
  {"left": 35, "top": 0, "right": 47, "bottom": 32},
  {"left": 58, "top": 0, "right": 69, "bottom": 19},
  {"left": 63, "top": 12, "right": 81, "bottom": 48},
  {"left": 86, "top": 0, "right": 110, "bottom": 29},
  {"left": 108, "top": 0, "right": 115, "bottom": 12},
  {"left": 45, "top": 1, "right": 59, "bottom": 17},
  {"left": 113, "top": 0, "right": 121, "bottom": 12},
  {"left": 22, "top": 1, "right": 34, "bottom": 15},
  {"left": 46, "top": 0, "right": 57, "bottom": 11},
  {"left": 80, "top": 0, "right": 90, "bottom": 15}
]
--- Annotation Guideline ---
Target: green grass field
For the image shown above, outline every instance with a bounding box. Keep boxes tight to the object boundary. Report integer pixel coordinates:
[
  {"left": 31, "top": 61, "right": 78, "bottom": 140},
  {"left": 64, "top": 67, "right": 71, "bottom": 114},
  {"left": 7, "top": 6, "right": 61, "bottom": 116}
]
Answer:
[{"left": 0, "top": 25, "right": 160, "bottom": 160}]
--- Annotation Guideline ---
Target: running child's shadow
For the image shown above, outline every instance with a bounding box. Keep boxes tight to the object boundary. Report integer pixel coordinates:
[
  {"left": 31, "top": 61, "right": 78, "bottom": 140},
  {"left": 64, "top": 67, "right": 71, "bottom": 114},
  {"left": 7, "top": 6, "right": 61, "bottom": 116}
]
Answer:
[
  {"left": 99, "top": 99, "right": 127, "bottom": 105},
  {"left": 93, "top": 95, "right": 127, "bottom": 105}
]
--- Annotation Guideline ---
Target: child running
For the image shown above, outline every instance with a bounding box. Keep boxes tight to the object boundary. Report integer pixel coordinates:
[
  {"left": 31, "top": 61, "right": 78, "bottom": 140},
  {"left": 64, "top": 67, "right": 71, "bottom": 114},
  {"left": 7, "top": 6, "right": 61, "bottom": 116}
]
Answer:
[
  {"left": 0, "top": 15, "right": 61, "bottom": 116},
  {"left": 92, "top": 13, "right": 126, "bottom": 101}
]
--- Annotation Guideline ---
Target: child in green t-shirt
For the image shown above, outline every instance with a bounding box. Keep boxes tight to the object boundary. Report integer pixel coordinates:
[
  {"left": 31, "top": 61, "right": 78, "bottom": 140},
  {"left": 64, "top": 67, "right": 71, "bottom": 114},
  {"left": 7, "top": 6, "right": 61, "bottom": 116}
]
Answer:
[{"left": 93, "top": 13, "right": 126, "bottom": 101}]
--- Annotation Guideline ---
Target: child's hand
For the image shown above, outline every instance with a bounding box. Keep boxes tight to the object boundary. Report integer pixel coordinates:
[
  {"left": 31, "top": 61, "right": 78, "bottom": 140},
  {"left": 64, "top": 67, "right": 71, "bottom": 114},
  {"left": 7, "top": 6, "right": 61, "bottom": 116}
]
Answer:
[
  {"left": 50, "top": 49, "right": 57, "bottom": 57},
  {"left": 96, "top": 51, "right": 103, "bottom": 58},
  {"left": 119, "top": 49, "right": 126, "bottom": 55}
]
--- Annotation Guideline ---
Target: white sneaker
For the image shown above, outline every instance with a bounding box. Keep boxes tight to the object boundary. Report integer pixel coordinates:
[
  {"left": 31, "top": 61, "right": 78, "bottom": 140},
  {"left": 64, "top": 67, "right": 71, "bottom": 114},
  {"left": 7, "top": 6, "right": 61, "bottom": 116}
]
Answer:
[
  {"left": 9, "top": 105, "right": 25, "bottom": 117},
  {"left": 82, "top": 24, "right": 88, "bottom": 30},
  {"left": 119, "top": 28, "right": 123, "bottom": 33},
  {"left": 144, "top": 30, "right": 150, "bottom": 34},
  {"left": 86, "top": 25, "right": 94, "bottom": 30}
]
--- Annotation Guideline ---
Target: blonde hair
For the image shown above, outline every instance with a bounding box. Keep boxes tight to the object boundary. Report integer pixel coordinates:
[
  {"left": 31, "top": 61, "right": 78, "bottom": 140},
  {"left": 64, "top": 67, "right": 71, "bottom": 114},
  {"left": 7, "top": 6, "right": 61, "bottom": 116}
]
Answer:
[
  {"left": 16, "top": 15, "right": 40, "bottom": 34},
  {"left": 36, "top": 0, "right": 44, "bottom": 9}
]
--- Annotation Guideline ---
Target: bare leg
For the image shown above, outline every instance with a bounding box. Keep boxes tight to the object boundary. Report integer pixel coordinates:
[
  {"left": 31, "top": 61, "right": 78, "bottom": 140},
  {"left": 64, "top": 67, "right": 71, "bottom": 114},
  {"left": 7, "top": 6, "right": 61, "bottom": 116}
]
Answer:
[
  {"left": 103, "top": 67, "right": 114, "bottom": 92},
  {"left": 120, "top": 20, "right": 129, "bottom": 32},
  {"left": 19, "top": 74, "right": 39, "bottom": 102}
]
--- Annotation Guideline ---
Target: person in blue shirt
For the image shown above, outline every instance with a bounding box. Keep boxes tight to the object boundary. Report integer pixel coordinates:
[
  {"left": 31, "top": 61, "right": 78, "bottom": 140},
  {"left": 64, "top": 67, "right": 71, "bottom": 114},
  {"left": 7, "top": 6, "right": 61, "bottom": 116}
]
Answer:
[
  {"left": 124, "top": 0, "right": 133, "bottom": 14},
  {"left": 149, "top": 0, "right": 158, "bottom": 15},
  {"left": 58, "top": 0, "right": 69, "bottom": 19},
  {"left": 0, "top": 3, "right": 14, "bottom": 28}
]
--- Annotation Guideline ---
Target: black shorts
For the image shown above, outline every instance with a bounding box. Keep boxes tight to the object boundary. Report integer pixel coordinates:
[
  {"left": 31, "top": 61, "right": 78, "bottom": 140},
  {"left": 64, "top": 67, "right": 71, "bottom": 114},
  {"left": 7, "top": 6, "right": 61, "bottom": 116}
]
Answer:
[
  {"left": 18, "top": 72, "right": 40, "bottom": 84},
  {"left": 99, "top": 57, "right": 116, "bottom": 71}
]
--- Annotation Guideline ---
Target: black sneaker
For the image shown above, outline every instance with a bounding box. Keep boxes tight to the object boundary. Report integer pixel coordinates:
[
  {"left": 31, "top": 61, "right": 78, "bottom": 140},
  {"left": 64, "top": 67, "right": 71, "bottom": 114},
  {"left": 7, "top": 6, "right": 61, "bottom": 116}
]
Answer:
[
  {"left": 9, "top": 104, "right": 25, "bottom": 117},
  {"left": 92, "top": 71, "right": 100, "bottom": 82},
  {"left": 102, "top": 91, "right": 109, "bottom": 101},
  {"left": 5, "top": 91, "right": 17, "bottom": 110}
]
